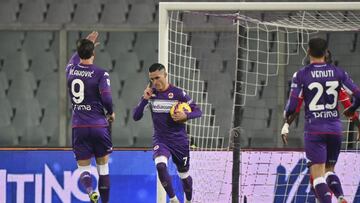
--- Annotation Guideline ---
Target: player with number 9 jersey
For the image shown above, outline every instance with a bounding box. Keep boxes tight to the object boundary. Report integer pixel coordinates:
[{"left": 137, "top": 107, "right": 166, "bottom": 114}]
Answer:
[
  {"left": 67, "top": 54, "right": 112, "bottom": 128},
  {"left": 66, "top": 32, "right": 114, "bottom": 203}
]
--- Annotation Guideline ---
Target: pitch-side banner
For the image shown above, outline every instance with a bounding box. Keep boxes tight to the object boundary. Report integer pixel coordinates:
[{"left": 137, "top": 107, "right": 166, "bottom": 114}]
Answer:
[{"left": 0, "top": 150, "right": 359, "bottom": 203}]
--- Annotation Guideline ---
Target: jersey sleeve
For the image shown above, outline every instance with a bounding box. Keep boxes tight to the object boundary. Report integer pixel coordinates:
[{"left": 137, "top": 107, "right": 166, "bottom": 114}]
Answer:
[
  {"left": 285, "top": 71, "right": 303, "bottom": 118},
  {"left": 132, "top": 97, "right": 149, "bottom": 121},
  {"left": 341, "top": 70, "right": 360, "bottom": 111},
  {"left": 66, "top": 52, "right": 80, "bottom": 71},
  {"left": 99, "top": 71, "right": 113, "bottom": 114},
  {"left": 178, "top": 89, "right": 202, "bottom": 119}
]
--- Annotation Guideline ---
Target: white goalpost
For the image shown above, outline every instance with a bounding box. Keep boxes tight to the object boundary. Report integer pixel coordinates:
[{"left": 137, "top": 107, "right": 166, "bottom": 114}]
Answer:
[{"left": 158, "top": 2, "right": 360, "bottom": 203}]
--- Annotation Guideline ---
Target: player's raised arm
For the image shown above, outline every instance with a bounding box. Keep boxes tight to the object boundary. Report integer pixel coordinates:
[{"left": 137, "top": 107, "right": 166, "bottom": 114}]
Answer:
[
  {"left": 67, "top": 31, "right": 99, "bottom": 70},
  {"left": 132, "top": 85, "right": 152, "bottom": 121}
]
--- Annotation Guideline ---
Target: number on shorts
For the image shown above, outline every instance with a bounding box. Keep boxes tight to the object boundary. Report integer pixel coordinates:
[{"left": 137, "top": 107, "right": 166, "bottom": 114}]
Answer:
[
  {"left": 71, "top": 79, "right": 85, "bottom": 104},
  {"left": 183, "top": 157, "right": 188, "bottom": 166}
]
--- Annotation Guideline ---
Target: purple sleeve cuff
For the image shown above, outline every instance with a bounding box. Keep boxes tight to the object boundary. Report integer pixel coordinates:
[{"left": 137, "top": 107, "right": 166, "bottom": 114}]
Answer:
[{"left": 186, "top": 104, "right": 202, "bottom": 119}]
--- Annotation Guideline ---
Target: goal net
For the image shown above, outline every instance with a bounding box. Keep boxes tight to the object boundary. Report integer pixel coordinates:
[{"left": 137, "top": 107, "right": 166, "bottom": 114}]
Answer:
[{"left": 159, "top": 2, "right": 360, "bottom": 203}]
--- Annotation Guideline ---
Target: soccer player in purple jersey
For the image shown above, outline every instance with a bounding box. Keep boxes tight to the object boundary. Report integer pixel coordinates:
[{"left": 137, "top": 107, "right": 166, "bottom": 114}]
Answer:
[
  {"left": 133, "top": 63, "right": 202, "bottom": 203},
  {"left": 284, "top": 38, "right": 360, "bottom": 203},
  {"left": 66, "top": 31, "right": 114, "bottom": 203}
]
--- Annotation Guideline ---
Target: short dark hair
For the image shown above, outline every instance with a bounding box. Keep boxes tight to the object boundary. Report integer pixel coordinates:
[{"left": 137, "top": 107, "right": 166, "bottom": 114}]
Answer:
[
  {"left": 149, "top": 63, "right": 165, "bottom": 72},
  {"left": 308, "top": 38, "right": 327, "bottom": 58},
  {"left": 76, "top": 39, "right": 94, "bottom": 60}
]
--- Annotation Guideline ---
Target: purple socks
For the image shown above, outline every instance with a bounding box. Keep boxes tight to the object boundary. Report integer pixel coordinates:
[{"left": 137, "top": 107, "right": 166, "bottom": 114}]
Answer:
[{"left": 156, "top": 163, "right": 176, "bottom": 198}]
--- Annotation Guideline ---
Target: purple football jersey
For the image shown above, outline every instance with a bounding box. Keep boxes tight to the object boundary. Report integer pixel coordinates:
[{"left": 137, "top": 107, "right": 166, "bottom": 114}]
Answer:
[
  {"left": 66, "top": 53, "right": 113, "bottom": 128},
  {"left": 133, "top": 84, "right": 202, "bottom": 146},
  {"left": 285, "top": 63, "right": 360, "bottom": 134}
]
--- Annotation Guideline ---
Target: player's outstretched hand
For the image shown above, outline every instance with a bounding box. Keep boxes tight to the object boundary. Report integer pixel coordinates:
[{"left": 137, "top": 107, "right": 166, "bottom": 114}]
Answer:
[
  {"left": 86, "top": 31, "right": 100, "bottom": 47},
  {"left": 171, "top": 110, "right": 187, "bottom": 123},
  {"left": 143, "top": 87, "right": 153, "bottom": 100},
  {"left": 281, "top": 122, "right": 289, "bottom": 145},
  {"left": 343, "top": 107, "right": 355, "bottom": 118},
  {"left": 107, "top": 112, "right": 115, "bottom": 123}
]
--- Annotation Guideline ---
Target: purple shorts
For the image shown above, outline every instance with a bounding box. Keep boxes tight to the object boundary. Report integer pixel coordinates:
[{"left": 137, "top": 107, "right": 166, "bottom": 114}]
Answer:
[
  {"left": 72, "top": 127, "right": 112, "bottom": 161},
  {"left": 304, "top": 133, "right": 342, "bottom": 165},
  {"left": 153, "top": 142, "right": 190, "bottom": 172}
]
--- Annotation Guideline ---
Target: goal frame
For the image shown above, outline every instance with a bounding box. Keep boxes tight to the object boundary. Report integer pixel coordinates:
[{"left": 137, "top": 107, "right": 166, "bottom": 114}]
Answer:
[{"left": 158, "top": 2, "right": 360, "bottom": 203}]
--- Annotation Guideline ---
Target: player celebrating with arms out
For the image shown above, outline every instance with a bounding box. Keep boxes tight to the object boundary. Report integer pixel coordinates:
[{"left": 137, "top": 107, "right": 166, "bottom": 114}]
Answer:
[
  {"left": 284, "top": 38, "right": 360, "bottom": 203},
  {"left": 66, "top": 31, "right": 115, "bottom": 203},
  {"left": 133, "top": 63, "right": 202, "bottom": 203}
]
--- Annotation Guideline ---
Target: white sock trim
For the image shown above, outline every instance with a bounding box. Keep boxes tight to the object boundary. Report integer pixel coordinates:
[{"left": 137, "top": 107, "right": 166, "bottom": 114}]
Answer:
[
  {"left": 313, "top": 177, "right": 327, "bottom": 187},
  {"left": 324, "top": 171, "right": 335, "bottom": 180},
  {"left": 78, "top": 165, "right": 91, "bottom": 174},
  {"left": 170, "top": 196, "right": 178, "bottom": 200},
  {"left": 96, "top": 163, "right": 109, "bottom": 176},
  {"left": 177, "top": 171, "right": 190, "bottom": 179},
  {"left": 155, "top": 156, "right": 168, "bottom": 166}
]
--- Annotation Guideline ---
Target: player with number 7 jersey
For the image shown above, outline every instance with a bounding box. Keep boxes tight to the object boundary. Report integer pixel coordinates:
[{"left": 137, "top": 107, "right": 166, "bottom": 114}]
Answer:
[
  {"left": 66, "top": 31, "right": 114, "bottom": 203},
  {"left": 284, "top": 38, "right": 360, "bottom": 203}
]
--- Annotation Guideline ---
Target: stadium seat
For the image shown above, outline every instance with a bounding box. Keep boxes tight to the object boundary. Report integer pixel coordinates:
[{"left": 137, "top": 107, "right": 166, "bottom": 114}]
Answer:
[
  {"left": 133, "top": 32, "right": 158, "bottom": 60},
  {"left": 103, "top": 0, "right": 129, "bottom": 12},
  {"left": 72, "top": 4, "right": 99, "bottom": 25},
  {"left": 182, "top": 12, "right": 210, "bottom": 29},
  {"left": 106, "top": 32, "right": 135, "bottom": 59},
  {"left": 110, "top": 73, "right": 121, "bottom": 99},
  {"left": 120, "top": 73, "right": 148, "bottom": 106},
  {"left": 0, "top": 72, "right": 9, "bottom": 93},
  {"left": 215, "top": 32, "right": 237, "bottom": 60},
  {"left": 112, "top": 126, "right": 132, "bottom": 147},
  {"left": 20, "top": 126, "right": 47, "bottom": 146},
  {"left": 31, "top": 50, "right": 58, "bottom": 81},
  {"left": 2, "top": 51, "right": 30, "bottom": 81},
  {"left": 128, "top": 111, "right": 153, "bottom": 147},
  {"left": 12, "top": 98, "right": 42, "bottom": 136},
  {"left": 100, "top": 1, "right": 127, "bottom": 25},
  {"left": 94, "top": 50, "right": 113, "bottom": 72},
  {"left": 141, "top": 51, "right": 157, "bottom": 72},
  {"left": 0, "top": 102, "right": 12, "bottom": 128},
  {"left": 36, "top": 72, "right": 58, "bottom": 108},
  {"left": 67, "top": 31, "right": 81, "bottom": 53},
  {"left": 113, "top": 52, "right": 140, "bottom": 81},
  {"left": 113, "top": 98, "right": 127, "bottom": 127},
  {"left": 0, "top": 96, "right": 13, "bottom": 120},
  {"left": 45, "top": 0, "right": 73, "bottom": 24},
  {"left": 73, "top": 0, "right": 101, "bottom": 12},
  {"left": 127, "top": 3, "right": 154, "bottom": 25},
  {"left": 22, "top": 31, "right": 53, "bottom": 58},
  {"left": 0, "top": 1, "right": 18, "bottom": 24},
  {"left": 0, "top": 125, "right": 18, "bottom": 146},
  {"left": 190, "top": 32, "right": 217, "bottom": 58},
  {"left": 41, "top": 101, "right": 59, "bottom": 145},
  {"left": 18, "top": 0, "right": 46, "bottom": 24},
  {"left": 0, "top": 32, "right": 24, "bottom": 60},
  {"left": 7, "top": 72, "right": 37, "bottom": 108}
]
